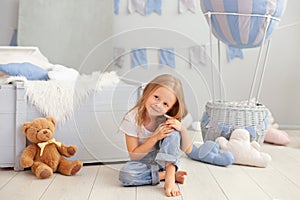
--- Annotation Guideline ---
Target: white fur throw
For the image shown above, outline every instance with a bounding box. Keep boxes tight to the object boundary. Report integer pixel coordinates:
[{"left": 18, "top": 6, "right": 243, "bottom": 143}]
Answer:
[{"left": 25, "top": 71, "right": 120, "bottom": 124}]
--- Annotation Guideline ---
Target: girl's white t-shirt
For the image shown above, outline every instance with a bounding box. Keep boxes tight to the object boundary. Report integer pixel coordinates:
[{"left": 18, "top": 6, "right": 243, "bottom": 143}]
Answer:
[{"left": 120, "top": 108, "right": 156, "bottom": 150}]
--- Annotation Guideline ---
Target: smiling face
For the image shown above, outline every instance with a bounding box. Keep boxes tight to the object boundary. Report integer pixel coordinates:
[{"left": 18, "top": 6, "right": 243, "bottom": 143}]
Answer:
[{"left": 145, "top": 86, "right": 177, "bottom": 117}]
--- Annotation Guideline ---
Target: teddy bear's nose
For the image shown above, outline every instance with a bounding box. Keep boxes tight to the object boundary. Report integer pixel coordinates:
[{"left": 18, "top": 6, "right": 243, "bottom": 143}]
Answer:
[
  {"left": 38, "top": 129, "right": 50, "bottom": 137},
  {"left": 37, "top": 129, "right": 51, "bottom": 141}
]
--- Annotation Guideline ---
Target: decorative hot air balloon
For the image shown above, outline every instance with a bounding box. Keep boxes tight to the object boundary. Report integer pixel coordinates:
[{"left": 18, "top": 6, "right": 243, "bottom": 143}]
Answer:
[
  {"left": 200, "top": 0, "right": 287, "bottom": 48},
  {"left": 200, "top": 0, "right": 288, "bottom": 102},
  {"left": 199, "top": 0, "right": 288, "bottom": 144}
]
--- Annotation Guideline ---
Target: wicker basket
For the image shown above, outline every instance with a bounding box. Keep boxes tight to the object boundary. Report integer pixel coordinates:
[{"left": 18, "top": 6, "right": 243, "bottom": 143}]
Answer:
[{"left": 201, "top": 101, "right": 269, "bottom": 144}]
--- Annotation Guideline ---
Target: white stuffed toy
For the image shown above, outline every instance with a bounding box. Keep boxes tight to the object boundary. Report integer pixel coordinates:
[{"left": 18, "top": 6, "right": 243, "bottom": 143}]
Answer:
[{"left": 216, "top": 129, "right": 271, "bottom": 168}]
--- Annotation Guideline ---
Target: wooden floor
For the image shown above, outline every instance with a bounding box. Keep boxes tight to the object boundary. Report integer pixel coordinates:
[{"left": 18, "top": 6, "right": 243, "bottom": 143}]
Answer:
[{"left": 1, "top": 131, "right": 300, "bottom": 200}]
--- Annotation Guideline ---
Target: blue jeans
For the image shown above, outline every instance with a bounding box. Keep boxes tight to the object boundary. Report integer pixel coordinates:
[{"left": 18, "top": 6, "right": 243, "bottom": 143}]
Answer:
[{"left": 119, "top": 130, "right": 181, "bottom": 186}]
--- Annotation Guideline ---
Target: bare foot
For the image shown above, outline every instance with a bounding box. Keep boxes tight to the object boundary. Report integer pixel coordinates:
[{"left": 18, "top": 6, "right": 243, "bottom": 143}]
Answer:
[
  {"left": 175, "top": 171, "right": 187, "bottom": 184},
  {"left": 164, "top": 163, "right": 183, "bottom": 197},
  {"left": 159, "top": 170, "right": 187, "bottom": 184},
  {"left": 165, "top": 182, "right": 181, "bottom": 197}
]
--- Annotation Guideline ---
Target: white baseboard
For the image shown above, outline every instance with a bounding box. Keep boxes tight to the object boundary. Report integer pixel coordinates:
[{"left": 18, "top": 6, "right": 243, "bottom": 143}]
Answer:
[{"left": 279, "top": 125, "right": 300, "bottom": 130}]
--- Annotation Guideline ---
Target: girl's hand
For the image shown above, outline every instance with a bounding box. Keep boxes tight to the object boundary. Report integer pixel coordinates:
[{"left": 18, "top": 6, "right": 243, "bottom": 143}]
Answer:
[
  {"left": 152, "top": 123, "right": 174, "bottom": 141},
  {"left": 164, "top": 114, "right": 182, "bottom": 131}
]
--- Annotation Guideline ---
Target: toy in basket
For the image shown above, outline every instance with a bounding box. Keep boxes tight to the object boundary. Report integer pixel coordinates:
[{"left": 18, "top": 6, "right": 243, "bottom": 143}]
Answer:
[{"left": 201, "top": 100, "right": 269, "bottom": 144}]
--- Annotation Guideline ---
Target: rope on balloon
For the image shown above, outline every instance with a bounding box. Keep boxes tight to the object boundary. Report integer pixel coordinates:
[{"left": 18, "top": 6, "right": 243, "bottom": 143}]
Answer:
[{"left": 206, "top": 11, "right": 274, "bottom": 104}]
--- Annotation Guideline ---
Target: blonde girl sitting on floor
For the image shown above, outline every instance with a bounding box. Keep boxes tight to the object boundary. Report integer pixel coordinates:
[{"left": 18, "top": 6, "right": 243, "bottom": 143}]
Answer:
[
  {"left": 119, "top": 74, "right": 193, "bottom": 197},
  {"left": 118, "top": 74, "right": 234, "bottom": 197}
]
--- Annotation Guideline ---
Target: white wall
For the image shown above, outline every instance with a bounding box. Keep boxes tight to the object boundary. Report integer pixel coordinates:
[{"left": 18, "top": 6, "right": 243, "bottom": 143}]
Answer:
[
  {"left": 112, "top": 0, "right": 213, "bottom": 123},
  {"left": 112, "top": 0, "right": 300, "bottom": 128},
  {"left": 0, "top": 0, "right": 113, "bottom": 72},
  {"left": 17, "top": 0, "right": 113, "bottom": 72},
  {"left": 0, "top": 0, "right": 19, "bottom": 45},
  {"left": 1, "top": 0, "right": 299, "bottom": 128}
]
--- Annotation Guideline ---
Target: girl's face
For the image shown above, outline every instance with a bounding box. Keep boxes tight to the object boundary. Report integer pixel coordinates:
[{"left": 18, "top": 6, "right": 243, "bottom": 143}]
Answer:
[{"left": 145, "top": 86, "right": 177, "bottom": 117}]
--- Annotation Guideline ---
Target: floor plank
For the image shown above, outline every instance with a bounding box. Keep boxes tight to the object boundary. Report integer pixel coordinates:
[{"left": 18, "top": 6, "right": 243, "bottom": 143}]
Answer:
[
  {"left": 179, "top": 157, "right": 228, "bottom": 200},
  {"left": 40, "top": 165, "right": 99, "bottom": 200},
  {"left": 0, "top": 170, "right": 54, "bottom": 199},
  {"left": 89, "top": 164, "right": 136, "bottom": 200},
  {"left": 207, "top": 164, "right": 270, "bottom": 200},
  {"left": 242, "top": 164, "right": 300, "bottom": 199},
  {"left": 0, "top": 168, "right": 18, "bottom": 189},
  {"left": 137, "top": 183, "right": 181, "bottom": 200},
  {"left": 263, "top": 145, "right": 300, "bottom": 186},
  {"left": 0, "top": 131, "right": 299, "bottom": 200}
]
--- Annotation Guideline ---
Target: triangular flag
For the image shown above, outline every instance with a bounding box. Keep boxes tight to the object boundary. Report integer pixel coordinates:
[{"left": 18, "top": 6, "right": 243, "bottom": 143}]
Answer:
[
  {"left": 226, "top": 45, "right": 244, "bottom": 62},
  {"left": 159, "top": 48, "right": 176, "bottom": 68},
  {"left": 245, "top": 126, "right": 256, "bottom": 137},
  {"left": 128, "top": 0, "right": 146, "bottom": 15},
  {"left": 113, "top": 47, "right": 126, "bottom": 68},
  {"left": 146, "top": 0, "right": 162, "bottom": 15},
  {"left": 179, "top": 0, "right": 196, "bottom": 14},
  {"left": 189, "top": 45, "right": 208, "bottom": 67},
  {"left": 114, "top": 0, "right": 120, "bottom": 14},
  {"left": 131, "top": 48, "right": 148, "bottom": 68}
]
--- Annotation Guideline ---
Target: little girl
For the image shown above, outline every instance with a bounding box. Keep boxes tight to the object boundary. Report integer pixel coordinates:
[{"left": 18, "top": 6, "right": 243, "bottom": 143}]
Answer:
[{"left": 118, "top": 74, "right": 193, "bottom": 197}]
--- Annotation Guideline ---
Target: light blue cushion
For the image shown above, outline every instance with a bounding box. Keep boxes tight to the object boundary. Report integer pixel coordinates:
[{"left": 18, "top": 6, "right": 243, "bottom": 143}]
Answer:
[
  {"left": 187, "top": 141, "right": 234, "bottom": 167},
  {"left": 0, "top": 62, "right": 48, "bottom": 80}
]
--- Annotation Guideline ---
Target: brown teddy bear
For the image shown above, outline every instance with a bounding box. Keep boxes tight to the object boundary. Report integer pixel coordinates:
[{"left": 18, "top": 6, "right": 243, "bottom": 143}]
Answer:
[{"left": 20, "top": 116, "right": 83, "bottom": 179}]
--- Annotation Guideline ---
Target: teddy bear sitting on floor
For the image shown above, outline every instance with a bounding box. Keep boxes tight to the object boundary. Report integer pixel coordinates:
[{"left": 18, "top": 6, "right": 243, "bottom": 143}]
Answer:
[{"left": 20, "top": 116, "right": 83, "bottom": 179}]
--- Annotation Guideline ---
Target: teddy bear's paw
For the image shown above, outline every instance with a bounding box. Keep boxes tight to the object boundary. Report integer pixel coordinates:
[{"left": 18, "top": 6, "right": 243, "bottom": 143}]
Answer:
[
  {"left": 67, "top": 146, "right": 77, "bottom": 156},
  {"left": 37, "top": 167, "right": 53, "bottom": 179},
  {"left": 20, "top": 158, "right": 34, "bottom": 168},
  {"left": 71, "top": 161, "right": 83, "bottom": 175},
  {"left": 39, "top": 169, "right": 52, "bottom": 179},
  {"left": 71, "top": 164, "right": 82, "bottom": 175}
]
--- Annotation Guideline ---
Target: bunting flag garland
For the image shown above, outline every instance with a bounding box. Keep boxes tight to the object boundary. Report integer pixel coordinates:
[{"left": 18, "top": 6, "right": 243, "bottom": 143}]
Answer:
[
  {"left": 244, "top": 126, "right": 257, "bottom": 138},
  {"left": 113, "top": 47, "right": 126, "bottom": 68},
  {"left": 218, "top": 124, "right": 231, "bottom": 135},
  {"left": 113, "top": 45, "right": 213, "bottom": 69},
  {"left": 114, "top": 0, "right": 120, "bottom": 14},
  {"left": 189, "top": 45, "right": 208, "bottom": 67},
  {"left": 226, "top": 45, "right": 244, "bottom": 62},
  {"left": 146, "top": 0, "right": 162, "bottom": 15},
  {"left": 131, "top": 48, "right": 148, "bottom": 68},
  {"left": 179, "top": 0, "right": 196, "bottom": 14},
  {"left": 128, "top": 0, "right": 147, "bottom": 15},
  {"left": 159, "top": 48, "right": 176, "bottom": 68}
]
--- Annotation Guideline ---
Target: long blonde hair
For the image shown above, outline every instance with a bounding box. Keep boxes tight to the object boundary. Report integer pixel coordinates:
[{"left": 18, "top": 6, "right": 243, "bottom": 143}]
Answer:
[{"left": 130, "top": 74, "right": 188, "bottom": 128}]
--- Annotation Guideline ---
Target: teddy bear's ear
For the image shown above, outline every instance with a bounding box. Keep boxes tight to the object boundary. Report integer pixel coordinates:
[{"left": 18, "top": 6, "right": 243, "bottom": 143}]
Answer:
[
  {"left": 22, "top": 122, "right": 32, "bottom": 135},
  {"left": 46, "top": 116, "right": 56, "bottom": 127}
]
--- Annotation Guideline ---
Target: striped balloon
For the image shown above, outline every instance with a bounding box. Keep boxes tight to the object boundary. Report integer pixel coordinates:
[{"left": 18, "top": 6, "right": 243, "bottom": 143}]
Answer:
[{"left": 200, "top": 0, "right": 287, "bottom": 48}]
